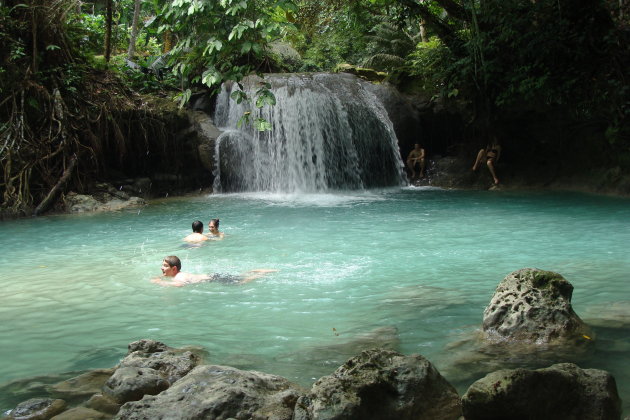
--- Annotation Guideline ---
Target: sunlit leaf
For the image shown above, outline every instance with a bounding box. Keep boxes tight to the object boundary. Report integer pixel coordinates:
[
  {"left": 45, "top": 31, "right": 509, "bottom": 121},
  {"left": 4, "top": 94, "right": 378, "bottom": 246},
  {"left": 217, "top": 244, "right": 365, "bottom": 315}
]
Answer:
[{"left": 254, "top": 118, "right": 272, "bottom": 131}]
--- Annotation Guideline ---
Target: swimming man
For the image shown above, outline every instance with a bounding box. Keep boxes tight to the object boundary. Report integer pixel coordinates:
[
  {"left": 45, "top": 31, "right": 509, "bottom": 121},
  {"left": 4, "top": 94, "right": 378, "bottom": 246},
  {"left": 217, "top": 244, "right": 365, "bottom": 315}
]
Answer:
[{"left": 151, "top": 255, "right": 276, "bottom": 287}]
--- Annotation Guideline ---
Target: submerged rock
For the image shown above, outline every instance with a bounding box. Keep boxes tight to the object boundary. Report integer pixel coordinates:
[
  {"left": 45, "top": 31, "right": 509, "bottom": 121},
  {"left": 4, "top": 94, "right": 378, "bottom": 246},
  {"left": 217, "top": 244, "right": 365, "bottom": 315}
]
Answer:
[
  {"left": 293, "top": 348, "right": 461, "bottom": 420},
  {"left": 462, "top": 363, "right": 622, "bottom": 420},
  {"left": 6, "top": 397, "right": 66, "bottom": 420},
  {"left": 49, "top": 406, "right": 111, "bottom": 420},
  {"left": 482, "top": 268, "right": 593, "bottom": 345},
  {"left": 114, "top": 364, "right": 305, "bottom": 420},
  {"left": 50, "top": 369, "right": 115, "bottom": 402},
  {"left": 276, "top": 326, "right": 401, "bottom": 370}
]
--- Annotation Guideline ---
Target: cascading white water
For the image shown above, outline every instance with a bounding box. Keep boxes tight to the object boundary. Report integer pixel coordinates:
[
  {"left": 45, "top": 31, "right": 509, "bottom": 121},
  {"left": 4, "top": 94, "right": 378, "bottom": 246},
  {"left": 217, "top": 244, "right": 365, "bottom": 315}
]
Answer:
[{"left": 213, "top": 73, "right": 406, "bottom": 192}]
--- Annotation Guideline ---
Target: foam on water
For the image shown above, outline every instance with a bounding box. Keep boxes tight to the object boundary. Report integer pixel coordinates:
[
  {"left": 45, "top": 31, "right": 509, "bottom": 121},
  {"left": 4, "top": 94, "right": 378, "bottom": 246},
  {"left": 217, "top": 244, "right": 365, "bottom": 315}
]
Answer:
[{"left": 211, "top": 190, "right": 390, "bottom": 207}]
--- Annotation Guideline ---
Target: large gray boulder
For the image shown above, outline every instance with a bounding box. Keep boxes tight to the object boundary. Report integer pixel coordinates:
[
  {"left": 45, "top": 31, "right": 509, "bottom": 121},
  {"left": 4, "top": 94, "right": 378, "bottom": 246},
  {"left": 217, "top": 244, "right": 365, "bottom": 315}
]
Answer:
[
  {"left": 293, "top": 348, "right": 461, "bottom": 420},
  {"left": 102, "top": 367, "right": 169, "bottom": 404},
  {"left": 482, "top": 268, "right": 592, "bottom": 345},
  {"left": 114, "top": 365, "right": 305, "bottom": 420},
  {"left": 116, "top": 339, "right": 200, "bottom": 384},
  {"left": 462, "top": 363, "right": 622, "bottom": 420},
  {"left": 102, "top": 339, "right": 201, "bottom": 405}
]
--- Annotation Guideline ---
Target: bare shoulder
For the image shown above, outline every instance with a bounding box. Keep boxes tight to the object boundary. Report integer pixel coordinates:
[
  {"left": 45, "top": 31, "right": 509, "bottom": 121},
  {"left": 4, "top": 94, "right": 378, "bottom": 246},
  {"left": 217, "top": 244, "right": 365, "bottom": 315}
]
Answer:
[
  {"left": 184, "top": 233, "right": 209, "bottom": 243},
  {"left": 176, "top": 272, "right": 211, "bottom": 285}
]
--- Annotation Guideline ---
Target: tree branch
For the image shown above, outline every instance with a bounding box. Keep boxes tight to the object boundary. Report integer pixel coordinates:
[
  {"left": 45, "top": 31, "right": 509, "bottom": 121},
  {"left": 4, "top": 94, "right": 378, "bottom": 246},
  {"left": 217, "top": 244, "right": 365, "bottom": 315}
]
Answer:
[{"left": 33, "top": 154, "right": 77, "bottom": 216}]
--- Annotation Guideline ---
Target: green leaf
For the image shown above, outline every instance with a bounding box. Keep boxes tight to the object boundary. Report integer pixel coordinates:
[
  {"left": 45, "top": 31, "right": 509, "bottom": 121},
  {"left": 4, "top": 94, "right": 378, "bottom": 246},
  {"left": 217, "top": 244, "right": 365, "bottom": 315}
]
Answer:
[
  {"left": 254, "top": 118, "right": 272, "bottom": 131},
  {"left": 201, "top": 69, "right": 221, "bottom": 87},
  {"left": 241, "top": 41, "right": 252, "bottom": 54},
  {"left": 237, "top": 111, "right": 251, "bottom": 129},
  {"left": 255, "top": 90, "right": 276, "bottom": 108},
  {"left": 230, "top": 90, "right": 247, "bottom": 104},
  {"left": 175, "top": 88, "right": 192, "bottom": 109},
  {"left": 27, "top": 97, "right": 39, "bottom": 110},
  {"left": 204, "top": 38, "right": 223, "bottom": 55}
]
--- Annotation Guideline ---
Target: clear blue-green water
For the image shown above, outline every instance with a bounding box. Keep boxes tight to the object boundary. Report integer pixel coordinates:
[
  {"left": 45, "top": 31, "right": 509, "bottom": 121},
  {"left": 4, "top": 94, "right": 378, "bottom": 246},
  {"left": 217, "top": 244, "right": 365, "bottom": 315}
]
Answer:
[{"left": 1, "top": 188, "right": 629, "bottom": 413}]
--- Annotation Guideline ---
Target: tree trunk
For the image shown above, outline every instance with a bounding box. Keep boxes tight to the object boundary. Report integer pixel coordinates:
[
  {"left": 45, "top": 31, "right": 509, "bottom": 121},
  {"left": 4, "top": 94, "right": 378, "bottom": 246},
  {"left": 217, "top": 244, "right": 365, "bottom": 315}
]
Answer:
[
  {"left": 127, "top": 0, "right": 141, "bottom": 59},
  {"left": 419, "top": 19, "right": 428, "bottom": 43},
  {"left": 33, "top": 155, "right": 78, "bottom": 216},
  {"left": 104, "top": 0, "right": 113, "bottom": 62}
]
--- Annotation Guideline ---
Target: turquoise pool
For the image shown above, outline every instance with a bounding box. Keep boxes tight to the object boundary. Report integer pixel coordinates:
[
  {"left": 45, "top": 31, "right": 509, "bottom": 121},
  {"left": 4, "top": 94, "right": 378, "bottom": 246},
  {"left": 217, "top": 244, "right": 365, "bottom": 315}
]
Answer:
[{"left": 1, "top": 188, "right": 628, "bottom": 413}]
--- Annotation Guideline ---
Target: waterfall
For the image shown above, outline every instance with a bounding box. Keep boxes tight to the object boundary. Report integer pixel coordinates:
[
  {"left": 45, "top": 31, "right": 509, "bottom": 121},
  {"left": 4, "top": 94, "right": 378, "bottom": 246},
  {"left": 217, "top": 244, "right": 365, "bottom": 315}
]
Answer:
[{"left": 213, "top": 73, "right": 406, "bottom": 193}]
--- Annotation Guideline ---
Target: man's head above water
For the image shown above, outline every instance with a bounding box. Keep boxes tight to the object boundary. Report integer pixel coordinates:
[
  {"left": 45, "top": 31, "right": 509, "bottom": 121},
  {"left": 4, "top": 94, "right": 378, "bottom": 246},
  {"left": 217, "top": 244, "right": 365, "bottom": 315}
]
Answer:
[{"left": 161, "top": 255, "right": 181, "bottom": 277}]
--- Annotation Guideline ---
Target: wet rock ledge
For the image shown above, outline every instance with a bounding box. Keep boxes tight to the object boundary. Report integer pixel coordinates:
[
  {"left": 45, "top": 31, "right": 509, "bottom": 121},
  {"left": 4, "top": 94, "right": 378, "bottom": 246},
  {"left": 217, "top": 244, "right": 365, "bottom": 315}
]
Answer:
[{"left": 3, "top": 269, "right": 624, "bottom": 420}]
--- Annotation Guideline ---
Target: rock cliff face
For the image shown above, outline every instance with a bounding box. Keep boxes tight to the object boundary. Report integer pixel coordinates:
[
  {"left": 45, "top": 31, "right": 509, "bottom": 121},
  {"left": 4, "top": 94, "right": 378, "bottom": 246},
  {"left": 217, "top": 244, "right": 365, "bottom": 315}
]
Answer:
[{"left": 482, "top": 268, "right": 592, "bottom": 346}]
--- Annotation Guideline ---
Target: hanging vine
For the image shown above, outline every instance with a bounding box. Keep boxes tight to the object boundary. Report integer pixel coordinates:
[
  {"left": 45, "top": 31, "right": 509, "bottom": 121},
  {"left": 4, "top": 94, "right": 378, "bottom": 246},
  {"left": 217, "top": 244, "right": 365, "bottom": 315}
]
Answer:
[{"left": 0, "top": 0, "right": 156, "bottom": 218}]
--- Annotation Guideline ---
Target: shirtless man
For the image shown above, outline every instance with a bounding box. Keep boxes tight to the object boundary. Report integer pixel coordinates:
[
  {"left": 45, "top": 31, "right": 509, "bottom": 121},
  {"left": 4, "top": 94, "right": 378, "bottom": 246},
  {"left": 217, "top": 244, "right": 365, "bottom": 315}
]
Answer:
[
  {"left": 406, "top": 143, "right": 426, "bottom": 180},
  {"left": 183, "top": 220, "right": 209, "bottom": 243},
  {"left": 207, "top": 218, "right": 225, "bottom": 240},
  {"left": 151, "top": 255, "right": 276, "bottom": 287}
]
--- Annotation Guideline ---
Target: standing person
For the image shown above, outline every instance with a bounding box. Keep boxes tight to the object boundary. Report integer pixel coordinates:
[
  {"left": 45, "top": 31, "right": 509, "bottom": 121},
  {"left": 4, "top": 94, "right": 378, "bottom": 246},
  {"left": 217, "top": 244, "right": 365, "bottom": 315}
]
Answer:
[
  {"left": 406, "top": 143, "right": 426, "bottom": 180},
  {"left": 183, "top": 220, "right": 209, "bottom": 243},
  {"left": 207, "top": 218, "right": 225, "bottom": 239},
  {"left": 472, "top": 140, "right": 502, "bottom": 185},
  {"left": 151, "top": 255, "right": 277, "bottom": 287}
]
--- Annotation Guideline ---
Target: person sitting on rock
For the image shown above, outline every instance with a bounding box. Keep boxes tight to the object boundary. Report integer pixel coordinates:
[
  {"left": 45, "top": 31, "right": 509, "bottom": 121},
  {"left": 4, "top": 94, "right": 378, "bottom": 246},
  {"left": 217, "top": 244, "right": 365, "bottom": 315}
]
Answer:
[
  {"left": 183, "top": 220, "right": 209, "bottom": 243},
  {"left": 406, "top": 143, "right": 426, "bottom": 180},
  {"left": 207, "top": 218, "right": 225, "bottom": 239},
  {"left": 151, "top": 255, "right": 277, "bottom": 287},
  {"left": 472, "top": 140, "right": 501, "bottom": 185}
]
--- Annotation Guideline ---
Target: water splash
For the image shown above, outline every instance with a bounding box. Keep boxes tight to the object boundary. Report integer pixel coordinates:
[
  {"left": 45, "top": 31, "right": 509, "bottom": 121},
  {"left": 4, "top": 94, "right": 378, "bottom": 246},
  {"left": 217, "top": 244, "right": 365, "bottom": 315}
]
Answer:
[{"left": 213, "top": 73, "right": 406, "bottom": 193}]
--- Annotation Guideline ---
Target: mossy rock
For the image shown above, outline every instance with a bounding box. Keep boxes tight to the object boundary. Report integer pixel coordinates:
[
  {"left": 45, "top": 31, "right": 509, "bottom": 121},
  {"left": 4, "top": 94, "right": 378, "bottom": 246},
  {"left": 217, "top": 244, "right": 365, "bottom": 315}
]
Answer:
[
  {"left": 529, "top": 269, "right": 573, "bottom": 299},
  {"left": 334, "top": 63, "right": 387, "bottom": 82}
]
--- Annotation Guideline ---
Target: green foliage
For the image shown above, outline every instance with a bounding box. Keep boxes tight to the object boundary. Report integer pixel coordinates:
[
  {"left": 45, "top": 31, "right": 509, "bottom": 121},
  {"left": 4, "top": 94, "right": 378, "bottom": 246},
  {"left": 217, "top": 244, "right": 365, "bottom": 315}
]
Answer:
[
  {"left": 405, "top": 36, "right": 453, "bottom": 96},
  {"left": 462, "top": 0, "right": 628, "bottom": 140},
  {"left": 361, "top": 19, "right": 420, "bottom": 71},
  {"left": 160, "top": 0, "right": 296, "bottom": 117},
  {"left": 287, "top": 1, "right": 383, "bottom": 71},
  {"left": 161, "top": 0, "right": 295, "bottom": 87},
  {"left": 67, "top": 13, "right": 107, "bottom": 55}
]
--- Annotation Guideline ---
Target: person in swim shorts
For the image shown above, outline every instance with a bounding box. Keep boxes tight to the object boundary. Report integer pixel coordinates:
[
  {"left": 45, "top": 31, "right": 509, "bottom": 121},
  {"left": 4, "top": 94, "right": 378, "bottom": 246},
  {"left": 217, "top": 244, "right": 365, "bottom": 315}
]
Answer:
[
  {"left": 406, "top": 143, "right": 426, "bottom": 180},
  {"left": 151, "top": 255, "right": 276, "bottom": 287}
]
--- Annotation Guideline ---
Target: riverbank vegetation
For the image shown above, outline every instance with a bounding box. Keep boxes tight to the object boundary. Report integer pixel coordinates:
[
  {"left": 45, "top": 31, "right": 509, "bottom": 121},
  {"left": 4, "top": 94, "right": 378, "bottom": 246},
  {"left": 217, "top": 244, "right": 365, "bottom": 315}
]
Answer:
[{"left": 1, "top": 0, "right": 629, "bottom": 217}]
